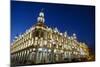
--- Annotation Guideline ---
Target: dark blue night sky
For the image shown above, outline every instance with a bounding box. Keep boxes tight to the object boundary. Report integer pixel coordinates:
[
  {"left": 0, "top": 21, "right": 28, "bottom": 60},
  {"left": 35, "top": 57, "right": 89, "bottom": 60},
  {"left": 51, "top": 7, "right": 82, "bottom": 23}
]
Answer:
[{"left": 11, "top": 1, "right": 95, "bottom": 52}]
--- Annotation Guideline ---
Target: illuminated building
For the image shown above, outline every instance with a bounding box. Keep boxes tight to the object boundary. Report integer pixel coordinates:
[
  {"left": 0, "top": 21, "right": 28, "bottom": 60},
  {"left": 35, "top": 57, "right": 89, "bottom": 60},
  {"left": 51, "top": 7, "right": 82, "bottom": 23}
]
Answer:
[{"left": 11, "top": 9, "right": 89, "bottom": 65}]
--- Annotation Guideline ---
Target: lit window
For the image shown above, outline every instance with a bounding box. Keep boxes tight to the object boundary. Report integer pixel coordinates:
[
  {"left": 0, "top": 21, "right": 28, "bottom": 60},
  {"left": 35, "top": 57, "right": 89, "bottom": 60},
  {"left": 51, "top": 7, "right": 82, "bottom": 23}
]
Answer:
[
  {"left": 54, "top": 49, "right": 57, "bottom": 53},
  {"left": 48, "top": 49, "right": 51, "bottom": 52},
  {"left": 38, "top": 48, "right": 43, "bottom": 51},
  {"left": 44, "top": 40, "right": 47, "bottom": 45},
  {"left": 33, "top": 48, "right": 35, "bottom": 51}
]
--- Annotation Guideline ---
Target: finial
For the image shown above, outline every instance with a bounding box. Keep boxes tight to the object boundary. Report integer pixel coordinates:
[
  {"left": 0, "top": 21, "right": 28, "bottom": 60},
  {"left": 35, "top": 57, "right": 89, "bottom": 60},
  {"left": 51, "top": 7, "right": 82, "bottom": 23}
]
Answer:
[
  {"left": 41, "top": 8, "right": 44, "bottom": 12},
  {"left": 73, "top": 33, "right": 77, "bottom": 39},
  {"left": 64, "top": 31, "right": 67, "bottom": 37},
  {"left": 54, "top": 27, "right": 58, "bottom": 32}
]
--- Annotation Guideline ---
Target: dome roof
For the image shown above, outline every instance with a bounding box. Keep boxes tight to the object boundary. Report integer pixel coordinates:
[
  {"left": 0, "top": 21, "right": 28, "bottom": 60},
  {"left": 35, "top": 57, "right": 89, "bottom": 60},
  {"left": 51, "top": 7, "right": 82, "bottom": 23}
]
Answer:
[{"left": 39, "top": 12, "right": 44, "bottom": 17}]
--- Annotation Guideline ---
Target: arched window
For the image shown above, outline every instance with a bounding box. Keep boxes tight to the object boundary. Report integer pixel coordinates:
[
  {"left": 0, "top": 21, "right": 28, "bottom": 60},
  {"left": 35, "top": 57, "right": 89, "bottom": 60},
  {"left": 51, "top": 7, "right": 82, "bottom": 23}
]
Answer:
[
  {"left": 35, "top": 30, "right": 39, "bottom": 37},
  {"left": 41, "top": 31, "right": 44, "bottom": 37}
]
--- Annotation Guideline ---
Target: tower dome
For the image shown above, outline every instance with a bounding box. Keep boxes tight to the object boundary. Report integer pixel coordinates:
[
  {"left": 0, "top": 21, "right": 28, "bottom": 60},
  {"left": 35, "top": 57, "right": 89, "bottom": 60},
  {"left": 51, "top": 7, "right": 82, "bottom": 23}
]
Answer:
[
  {"left": 39, "top": 12, "right": 44, "bottom": 17},
  {"left": 36, "top": 9, "right": 47, "bottom": 28},
  {"left": 37, "top": 9, "right": 45, "bottom": 23}
]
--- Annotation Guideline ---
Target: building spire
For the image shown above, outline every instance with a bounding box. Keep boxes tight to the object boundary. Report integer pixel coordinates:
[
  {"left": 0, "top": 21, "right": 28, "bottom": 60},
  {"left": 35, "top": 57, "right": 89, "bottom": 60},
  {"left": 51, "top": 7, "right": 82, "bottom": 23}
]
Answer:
[
  {"left": 37, "top": 9, "right": 45, "bottom": 23},
  {"left": 41, "top": 8, "right": 44, "bottom": 12}
]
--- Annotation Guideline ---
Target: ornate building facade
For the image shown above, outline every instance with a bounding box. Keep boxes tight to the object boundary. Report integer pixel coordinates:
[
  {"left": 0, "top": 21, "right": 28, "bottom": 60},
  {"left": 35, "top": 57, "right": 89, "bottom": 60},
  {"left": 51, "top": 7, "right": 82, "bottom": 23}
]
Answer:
[{"left": 11, "top": 9, "right": 90, "bottom": 65}]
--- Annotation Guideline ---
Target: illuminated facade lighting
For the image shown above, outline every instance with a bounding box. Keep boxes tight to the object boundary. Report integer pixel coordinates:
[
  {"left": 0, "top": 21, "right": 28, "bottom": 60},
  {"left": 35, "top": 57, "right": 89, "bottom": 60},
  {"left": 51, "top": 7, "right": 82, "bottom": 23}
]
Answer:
[{"left": 11, "top": 9, "right": 90, "bottom": 65}]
